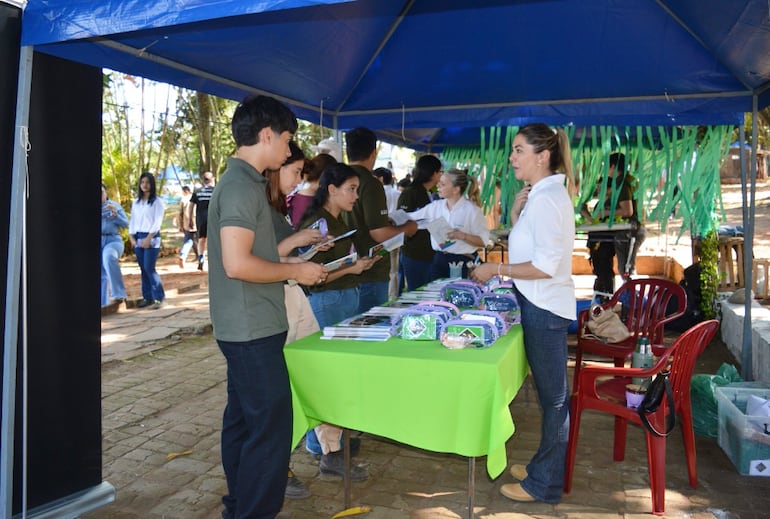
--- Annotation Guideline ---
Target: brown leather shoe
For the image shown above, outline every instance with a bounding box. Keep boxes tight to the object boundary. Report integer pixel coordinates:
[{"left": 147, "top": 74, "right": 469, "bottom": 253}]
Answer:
[
  {"left": 500, "top": 483, "right": 536, "bottom": 502},
  {"left": 509, "top": 464, "right": 528, "bottom": 481}
]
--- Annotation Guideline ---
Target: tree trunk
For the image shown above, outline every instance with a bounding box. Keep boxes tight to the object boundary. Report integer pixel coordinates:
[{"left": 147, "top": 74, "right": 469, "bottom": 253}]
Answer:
[{"left": 197, "top": 91, "right": 212, "bottom": 174}]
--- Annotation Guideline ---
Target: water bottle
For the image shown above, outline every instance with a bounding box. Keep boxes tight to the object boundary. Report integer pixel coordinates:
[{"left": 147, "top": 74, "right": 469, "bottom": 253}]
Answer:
[{"left": 631, "top": 336, "right": 653, "bottom": 386}]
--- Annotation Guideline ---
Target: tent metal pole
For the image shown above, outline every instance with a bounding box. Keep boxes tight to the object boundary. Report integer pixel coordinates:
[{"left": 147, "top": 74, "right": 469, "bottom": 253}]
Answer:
[
  {"left": 741, "top": 97, "right": 759, "bottom": 380},
  {"left": 1, "top": 43, "right": 33, "bottom": 519}
]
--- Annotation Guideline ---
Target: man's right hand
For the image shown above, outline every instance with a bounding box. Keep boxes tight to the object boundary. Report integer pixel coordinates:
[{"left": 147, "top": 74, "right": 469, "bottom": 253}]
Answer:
[{"left": 293, "top": 261, "right": 328, "bottom": 286}]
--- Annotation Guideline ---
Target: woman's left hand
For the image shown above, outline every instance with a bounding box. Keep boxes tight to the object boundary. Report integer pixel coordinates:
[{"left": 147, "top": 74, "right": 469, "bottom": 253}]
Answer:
[
  {"left": 471, "top": 262, "right": 497, "bottom": 283},
  {"left": 447, "top": 229, "right": 467, "bottom": 241}
]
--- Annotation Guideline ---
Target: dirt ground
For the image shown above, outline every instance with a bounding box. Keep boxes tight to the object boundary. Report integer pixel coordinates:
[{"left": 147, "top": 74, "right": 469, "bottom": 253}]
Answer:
[{"left": 121, "top": 254, "right": 208, "bottom": 299}]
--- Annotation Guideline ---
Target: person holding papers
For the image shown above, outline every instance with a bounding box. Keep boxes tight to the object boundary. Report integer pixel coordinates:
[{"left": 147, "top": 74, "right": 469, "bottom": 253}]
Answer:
[
  {"left": 263, "top": 141, "right": 328, "bottom": 344},
  {"left": 298, "top": 162, "right": 377, "bottom": 329},
  {"left": 265, "top": 141, "right": 369, "bottom": 492},
  {"left": 297, "top": 162, "right": 374, "bottom": 481},
  {"left": 406, "top": 168, "right": 490, "bottom": 280},
  {"left": 397, "top": 154, "right": 442, "bottom": 290}
]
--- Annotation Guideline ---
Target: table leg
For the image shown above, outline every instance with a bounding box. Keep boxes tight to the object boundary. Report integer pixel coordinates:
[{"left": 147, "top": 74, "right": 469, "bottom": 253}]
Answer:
[
  {"left": 467, "top": 457, "right": 475, "bottom": 519},
  {"left": 624, "top": 236, "right": 636, "bottom": 276},
  {"left": 343, "top": 428, "right": 351, "bottom": 509}
]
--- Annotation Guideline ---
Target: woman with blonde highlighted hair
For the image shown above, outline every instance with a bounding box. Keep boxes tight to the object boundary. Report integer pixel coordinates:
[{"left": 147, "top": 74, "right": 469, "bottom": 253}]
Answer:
[
  {"left": 472, "top": 123, "right": 576, "bottom": 505},
  {"left": 405, "top": 167, "right": 490, "bottom": 280}
]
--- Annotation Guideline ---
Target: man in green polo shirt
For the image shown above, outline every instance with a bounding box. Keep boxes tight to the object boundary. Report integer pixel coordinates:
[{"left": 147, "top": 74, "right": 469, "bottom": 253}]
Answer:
[
  {"left": 208, "top": 95, "right": 327, "bottom": 519},
  {"left": 346, "top": 127, "right": 417, "bottom": 313}
]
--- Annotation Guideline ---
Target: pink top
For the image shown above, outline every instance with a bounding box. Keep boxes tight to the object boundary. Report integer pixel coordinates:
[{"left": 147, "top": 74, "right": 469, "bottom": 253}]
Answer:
[{"left": 288, "top": 193, "right": 313, "bottom": 228}]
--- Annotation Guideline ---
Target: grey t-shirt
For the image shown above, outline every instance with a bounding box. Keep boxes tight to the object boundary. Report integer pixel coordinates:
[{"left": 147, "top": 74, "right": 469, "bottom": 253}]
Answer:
[{"left": 207, "top": 157, "right": 288, "bottom": 342}]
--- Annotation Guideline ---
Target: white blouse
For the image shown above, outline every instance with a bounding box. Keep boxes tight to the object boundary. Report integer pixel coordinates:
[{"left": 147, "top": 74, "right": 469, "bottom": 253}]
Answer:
[
  {"left": 408, "top": 196, "right": 490, "bottom": 255},
  {"left": 508, "top": 174, "right": 576, "bottom": 320},
  {"left": 129, "top": 197, "right": 166, "bottom": 245}
]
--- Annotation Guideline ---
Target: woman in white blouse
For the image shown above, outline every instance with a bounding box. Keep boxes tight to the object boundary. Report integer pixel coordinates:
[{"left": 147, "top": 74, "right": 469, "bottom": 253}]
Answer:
[
  {"left": 406, "top": 168, "right": 489, "bottom": 280},
  {"left": 472, "top": 123, "right": 576, "bottom": 505},
  {"left": 128, "top": 172, "right": 166, "bottom": 309}
]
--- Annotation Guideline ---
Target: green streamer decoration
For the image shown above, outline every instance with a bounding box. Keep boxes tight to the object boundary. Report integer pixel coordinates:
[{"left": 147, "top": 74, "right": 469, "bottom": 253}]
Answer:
[{"left": 441, "top": 124, "right": 733, "bottom": 239}]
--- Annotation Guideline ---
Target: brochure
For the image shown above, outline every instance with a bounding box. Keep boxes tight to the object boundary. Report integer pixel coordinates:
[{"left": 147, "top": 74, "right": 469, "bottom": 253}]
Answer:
[
  {"left": 424, "top": 217, "right": 455, "bottom": 249},
  {"left": 389, "top": 209, "right": 426, "bottom": 228},
  {"left": 299, "top": 228, "right": 357, "bottom": 260},
  {"left": 321, "top": 309, "right": 394, "bottom": 341},
  {"left": 388, "top": 209, "right": 410, "bottom": 225},
  {"left": 368, "top": 232, "right": 404, "bottom": 257},
  {"left": 323, "top": 252, "right": 358, "bottom": 272}
]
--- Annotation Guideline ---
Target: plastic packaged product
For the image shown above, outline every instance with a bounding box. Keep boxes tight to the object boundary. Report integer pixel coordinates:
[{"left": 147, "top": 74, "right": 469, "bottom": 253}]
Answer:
[
  {"left": 458, "top": 309, "right": 508, "bottom": 336},
  {"left": 441, "top": 280, "right": 484, "bottom": 308},
  {"left": 440, "top": 317, "right": 499, "bottom": 349},
  {"left": 391, "top": 301, "right": 459, "bottom": 340}
]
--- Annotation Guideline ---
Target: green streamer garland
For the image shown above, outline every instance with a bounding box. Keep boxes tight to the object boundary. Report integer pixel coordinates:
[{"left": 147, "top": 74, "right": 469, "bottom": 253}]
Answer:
[{"left": 441, "top": 125, "right": 733, "bottom": 237}]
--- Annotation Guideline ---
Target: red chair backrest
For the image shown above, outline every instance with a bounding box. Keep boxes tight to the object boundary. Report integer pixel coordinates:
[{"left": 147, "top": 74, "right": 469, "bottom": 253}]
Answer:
[
  {"left": 667, "top": 319, "right": 720, "bottom": 409},
  {"left": 610, "top": 279, "right": 687, "bottom": 345}
]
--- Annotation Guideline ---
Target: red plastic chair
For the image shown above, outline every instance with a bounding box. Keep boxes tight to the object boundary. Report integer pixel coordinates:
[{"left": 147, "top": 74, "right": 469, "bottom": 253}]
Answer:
[
  {"left": 573, "top": 278, "right": 687, "bottom": 393},
  {"left": 564, "top": 319, "right": 719, "bottom": 516}
]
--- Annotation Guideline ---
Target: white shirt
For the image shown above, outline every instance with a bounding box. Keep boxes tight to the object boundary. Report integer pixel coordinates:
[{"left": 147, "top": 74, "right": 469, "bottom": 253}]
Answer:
[
  {"left": 508, "top": 174, "right": 576, "bottom": 320},
  {"left": 129, "top": 197, "right": 166, "bottom": 237},
  {"left": 409, "top": 196, "right": 490, "bottom": 255},
  {"left": 384, "top": 184, "right": 400, "bottom": 214}
]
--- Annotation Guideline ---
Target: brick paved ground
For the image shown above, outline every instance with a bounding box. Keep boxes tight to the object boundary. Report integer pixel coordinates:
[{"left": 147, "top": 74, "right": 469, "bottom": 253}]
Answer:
[{"left": 84, "top": 328, "right": 770, "bottom": 519}]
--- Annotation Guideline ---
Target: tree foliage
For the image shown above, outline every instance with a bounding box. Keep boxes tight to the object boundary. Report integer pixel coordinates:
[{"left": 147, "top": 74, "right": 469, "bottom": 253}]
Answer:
[{"left": 102, "top": 73, "right": 331, "bottom": 208}]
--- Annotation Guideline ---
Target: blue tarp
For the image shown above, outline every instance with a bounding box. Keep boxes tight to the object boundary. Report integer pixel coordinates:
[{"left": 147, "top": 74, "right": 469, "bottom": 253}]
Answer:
[{"left": 19, "top": 0, "right": 770, "bottom": 148}]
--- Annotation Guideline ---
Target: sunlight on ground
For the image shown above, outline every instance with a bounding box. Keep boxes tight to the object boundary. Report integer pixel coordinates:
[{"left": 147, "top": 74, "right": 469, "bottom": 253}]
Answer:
[{"left": 101, "top": 332, "right": 128, "bottom": 346}]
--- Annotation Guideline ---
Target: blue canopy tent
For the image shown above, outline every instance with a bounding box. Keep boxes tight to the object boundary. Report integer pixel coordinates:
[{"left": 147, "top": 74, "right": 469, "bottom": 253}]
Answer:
[
  {"left": 18, "top": 0, "right": 770, "bottom": 139},
  {"left": 4, "top": 0, "right": 770, "bottom": 516}
]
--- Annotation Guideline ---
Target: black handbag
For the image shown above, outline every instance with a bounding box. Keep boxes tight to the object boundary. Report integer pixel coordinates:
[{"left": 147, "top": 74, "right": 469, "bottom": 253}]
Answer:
[{"left": 637, "top": 370, "right": 676, "bottom": 437}]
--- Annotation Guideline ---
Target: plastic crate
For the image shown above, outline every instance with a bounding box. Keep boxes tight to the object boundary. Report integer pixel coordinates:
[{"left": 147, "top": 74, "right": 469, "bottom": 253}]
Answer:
[{"left": 716, "top": 384, "right": 770, "bottom": 476}]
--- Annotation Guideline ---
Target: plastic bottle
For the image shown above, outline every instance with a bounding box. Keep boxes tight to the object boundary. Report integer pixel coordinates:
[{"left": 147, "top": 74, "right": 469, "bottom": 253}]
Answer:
[{"left": 631, "top": 336, "right": 653, "bottom": 386}]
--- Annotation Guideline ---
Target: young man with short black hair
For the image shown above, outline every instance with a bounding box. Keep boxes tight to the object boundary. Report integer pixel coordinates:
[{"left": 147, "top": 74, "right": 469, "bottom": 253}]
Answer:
[{"left": 208, "top": 95, "right": 327, "bottom": 519}]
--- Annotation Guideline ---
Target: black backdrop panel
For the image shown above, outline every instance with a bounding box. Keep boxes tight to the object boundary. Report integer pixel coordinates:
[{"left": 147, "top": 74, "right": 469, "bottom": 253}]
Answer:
[{"left": 13, "top": 51, "right": 103, "bottom": 513}]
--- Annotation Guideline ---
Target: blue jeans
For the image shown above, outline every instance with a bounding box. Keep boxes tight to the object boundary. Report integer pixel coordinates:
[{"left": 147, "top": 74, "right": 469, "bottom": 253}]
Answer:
[
  {"left": 515, "top": 287, "right": 571, "bottom": 504},
  {"left": 400, "top": 253, "right": 433, "bottom": 291},
  {"left": 101, "top": 235, "right": 126, "bottom": 306},
  {"left": 309, "top": 287, "right": 359, "bottom": 329},
  {"left": 134, "top": 232, "right": 165, "bottom": 302},
  {"left": 356, "top": 281, "right": 389, "bottom": 314},
  {"left": 179, "top": 230, "right": 198, "bottom": 261},
  {"left": 218, "top": 332, "right": 291, "bottom": 519}
]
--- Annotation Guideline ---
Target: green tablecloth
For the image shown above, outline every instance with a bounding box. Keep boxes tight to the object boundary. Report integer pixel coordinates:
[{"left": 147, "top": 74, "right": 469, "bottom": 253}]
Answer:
[{"left": 284, "top": 325, "right": 528, "bottom": 478}]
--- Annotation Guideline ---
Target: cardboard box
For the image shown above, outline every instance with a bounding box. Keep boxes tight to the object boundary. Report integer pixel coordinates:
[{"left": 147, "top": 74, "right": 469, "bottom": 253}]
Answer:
[{"left": 716, "top": 384, "right": 770, "bottom": 476}]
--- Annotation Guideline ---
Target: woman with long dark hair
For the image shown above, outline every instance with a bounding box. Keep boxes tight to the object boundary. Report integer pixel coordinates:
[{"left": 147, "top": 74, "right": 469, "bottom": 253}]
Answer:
[
  {"left": 297, "top": 162, "right": 375, "bottom": 481},
  {"left": 128, "top": 172, "right": 166, "bottom": 308},
  {"left": 299, "top": 163, "right": 376, "bottom": 328}
]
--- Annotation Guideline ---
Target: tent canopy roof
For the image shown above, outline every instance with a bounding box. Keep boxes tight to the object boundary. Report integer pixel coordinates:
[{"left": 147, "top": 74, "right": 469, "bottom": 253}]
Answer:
[{"left": 21, "top": 0, "right": 770, "bottom": 148}]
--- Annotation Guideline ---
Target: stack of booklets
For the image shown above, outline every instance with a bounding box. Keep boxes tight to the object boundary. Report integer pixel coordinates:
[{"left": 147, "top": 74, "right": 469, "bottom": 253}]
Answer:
[
  {"left": 386, "top": 278, "right": 454, "bottom": 308},
  {"left": 321, "top": 306, "right": 399, "bottom": 341}
]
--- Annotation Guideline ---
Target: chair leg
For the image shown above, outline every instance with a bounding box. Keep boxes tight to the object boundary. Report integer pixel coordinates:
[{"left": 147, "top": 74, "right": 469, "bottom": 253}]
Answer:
[
  {"left": 613, "top": 416, "right": 628, "bottom": 461},
  {"left": 646, "top": 430, "right": 667, "bottom": 516},
  {"left": 679, "top": 405, "right": 698, "bottom": 488},
  {"left": 564, "top": 398, "right": 581, "bottom": 493}
]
